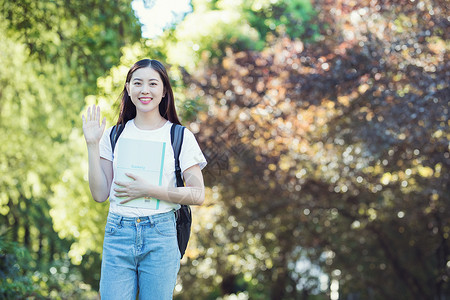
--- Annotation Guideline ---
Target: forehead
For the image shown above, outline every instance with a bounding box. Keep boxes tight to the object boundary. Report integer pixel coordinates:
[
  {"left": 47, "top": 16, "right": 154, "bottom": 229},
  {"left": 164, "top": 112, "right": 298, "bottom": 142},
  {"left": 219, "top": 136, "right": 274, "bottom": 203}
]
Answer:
[{"left": 131, "top": 67, "right": 162, "bottom": 81}]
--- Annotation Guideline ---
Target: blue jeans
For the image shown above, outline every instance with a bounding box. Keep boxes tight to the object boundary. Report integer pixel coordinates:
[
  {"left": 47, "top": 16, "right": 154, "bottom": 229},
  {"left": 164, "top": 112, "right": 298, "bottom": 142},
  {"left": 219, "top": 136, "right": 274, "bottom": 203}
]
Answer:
[{"left": 99, "top": 211, "right": 180, "bottom": 300}]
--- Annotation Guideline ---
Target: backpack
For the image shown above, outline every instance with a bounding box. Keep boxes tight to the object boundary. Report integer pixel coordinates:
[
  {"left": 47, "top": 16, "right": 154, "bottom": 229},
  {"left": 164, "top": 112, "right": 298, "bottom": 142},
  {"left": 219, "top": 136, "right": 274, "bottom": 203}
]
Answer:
[{"left": 110, "top": 122, "right": 192, "bottom": 259}]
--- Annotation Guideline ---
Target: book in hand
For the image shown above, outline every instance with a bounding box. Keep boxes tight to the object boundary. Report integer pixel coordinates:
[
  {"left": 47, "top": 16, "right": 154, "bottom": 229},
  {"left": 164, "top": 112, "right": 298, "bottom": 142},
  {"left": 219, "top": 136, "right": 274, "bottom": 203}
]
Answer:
[{"left": 114, "top": 137, "right": 166, "bottom": 209}]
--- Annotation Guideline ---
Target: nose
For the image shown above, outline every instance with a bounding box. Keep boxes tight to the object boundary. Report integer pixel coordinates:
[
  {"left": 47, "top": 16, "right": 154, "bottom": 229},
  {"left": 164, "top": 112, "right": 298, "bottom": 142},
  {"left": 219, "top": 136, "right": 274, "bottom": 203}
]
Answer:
[{"left": 142, "top": 84, "right": 150, "bottom": 94}]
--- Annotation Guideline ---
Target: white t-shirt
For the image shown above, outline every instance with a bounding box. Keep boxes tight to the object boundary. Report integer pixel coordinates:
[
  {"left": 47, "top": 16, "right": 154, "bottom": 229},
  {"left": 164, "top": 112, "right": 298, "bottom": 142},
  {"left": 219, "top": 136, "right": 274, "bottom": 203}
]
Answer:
[{"left": 99, "top": 119, "right": 207, "bottom": 217}]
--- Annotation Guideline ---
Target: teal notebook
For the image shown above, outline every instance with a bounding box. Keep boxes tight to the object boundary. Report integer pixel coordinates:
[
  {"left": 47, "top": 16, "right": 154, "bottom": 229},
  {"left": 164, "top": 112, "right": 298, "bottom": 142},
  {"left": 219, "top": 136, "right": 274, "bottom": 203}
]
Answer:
[{"left": 114, "top": 137, "right": 166, "bottom": 209}]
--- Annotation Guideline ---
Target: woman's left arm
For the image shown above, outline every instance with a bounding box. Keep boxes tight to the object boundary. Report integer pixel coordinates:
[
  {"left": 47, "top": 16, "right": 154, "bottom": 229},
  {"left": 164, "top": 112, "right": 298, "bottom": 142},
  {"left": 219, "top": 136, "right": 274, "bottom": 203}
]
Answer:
[{"left": 114, "top": 164, "right": 205, "bottom": 206}]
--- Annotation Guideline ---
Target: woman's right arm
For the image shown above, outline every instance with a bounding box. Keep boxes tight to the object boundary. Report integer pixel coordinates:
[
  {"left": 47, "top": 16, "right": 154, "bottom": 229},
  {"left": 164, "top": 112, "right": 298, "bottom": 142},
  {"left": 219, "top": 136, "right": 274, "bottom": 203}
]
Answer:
[{"left": 82, "top": 105, "right": 112, "bottom": 203}]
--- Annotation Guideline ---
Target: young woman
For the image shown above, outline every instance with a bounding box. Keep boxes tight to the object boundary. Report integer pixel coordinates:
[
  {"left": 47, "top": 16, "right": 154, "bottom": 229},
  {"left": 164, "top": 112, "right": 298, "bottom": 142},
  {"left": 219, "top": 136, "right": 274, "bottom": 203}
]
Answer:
[{"left": 82, "top": 59, "right": 207, "bottom": 299}]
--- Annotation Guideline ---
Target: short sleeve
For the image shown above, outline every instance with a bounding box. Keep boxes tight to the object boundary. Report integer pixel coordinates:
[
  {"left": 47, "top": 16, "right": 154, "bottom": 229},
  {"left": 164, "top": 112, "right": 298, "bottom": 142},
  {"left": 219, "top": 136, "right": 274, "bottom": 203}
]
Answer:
[
  {"left": 99, "top": 126, "right": 114, "bottom": 162},
  {"left": 180, "top": 128, "right": 207, "bottom": 173}
]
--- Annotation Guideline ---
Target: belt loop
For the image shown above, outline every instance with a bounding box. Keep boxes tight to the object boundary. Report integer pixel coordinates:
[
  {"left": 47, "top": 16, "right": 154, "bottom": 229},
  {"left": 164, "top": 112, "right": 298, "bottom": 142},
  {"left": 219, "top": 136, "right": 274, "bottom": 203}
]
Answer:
[
  {"left": 118, "top": 216, "right": 123, "bottom": 226},
  {"left": 149, "top": 215, "right": 154, "bottom": 226}
]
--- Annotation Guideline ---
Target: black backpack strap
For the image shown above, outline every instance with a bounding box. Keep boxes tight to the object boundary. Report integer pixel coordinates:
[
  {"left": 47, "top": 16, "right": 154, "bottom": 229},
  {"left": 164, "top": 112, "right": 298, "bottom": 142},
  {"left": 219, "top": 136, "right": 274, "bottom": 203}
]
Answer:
[
  {"left": 171, "top": 123, "right": 191, "bottom": 259},
  {"left": 109, "top": 123, "right": 125, "bottom": 153},
  {"left": 170, "top": 123, "right": 185, "bottom": 188}
]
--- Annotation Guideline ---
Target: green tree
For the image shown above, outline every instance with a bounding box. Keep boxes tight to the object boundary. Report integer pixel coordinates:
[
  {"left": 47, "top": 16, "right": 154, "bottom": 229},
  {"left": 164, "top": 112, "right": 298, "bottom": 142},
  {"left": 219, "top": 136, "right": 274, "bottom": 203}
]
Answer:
[
  {"left": 3, "top": 0, "right": 448, "bottom": 299},
  {"left": 161, "top": 0, "right": 317, "bottom": 71},
  {"left": 0, "top": 0, "right": 141, "bottom": 294}
]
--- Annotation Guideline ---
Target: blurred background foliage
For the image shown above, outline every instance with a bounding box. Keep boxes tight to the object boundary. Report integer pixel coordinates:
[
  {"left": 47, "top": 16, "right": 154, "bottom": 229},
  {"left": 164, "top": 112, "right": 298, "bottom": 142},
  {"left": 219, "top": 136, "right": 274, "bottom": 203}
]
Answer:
[{"left": 0, "top": 0, "right": 448, "bottom": 299}]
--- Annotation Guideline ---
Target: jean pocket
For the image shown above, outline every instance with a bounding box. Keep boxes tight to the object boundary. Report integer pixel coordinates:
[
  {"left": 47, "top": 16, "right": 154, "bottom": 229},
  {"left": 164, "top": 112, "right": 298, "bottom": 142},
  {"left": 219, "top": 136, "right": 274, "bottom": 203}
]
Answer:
[
  {"left": 155, "top": 219, "right": 176, "bottom": 237},
  {"left": 105, "top": 221, "right": 121, "bottom": 235}
]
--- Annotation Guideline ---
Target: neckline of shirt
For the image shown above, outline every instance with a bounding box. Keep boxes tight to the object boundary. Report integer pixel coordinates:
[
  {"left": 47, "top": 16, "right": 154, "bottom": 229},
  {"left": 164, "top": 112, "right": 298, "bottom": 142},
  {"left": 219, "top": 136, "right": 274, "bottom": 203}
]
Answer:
[{"left": 129, "top": 119, "right": 170, "bottom": 132}]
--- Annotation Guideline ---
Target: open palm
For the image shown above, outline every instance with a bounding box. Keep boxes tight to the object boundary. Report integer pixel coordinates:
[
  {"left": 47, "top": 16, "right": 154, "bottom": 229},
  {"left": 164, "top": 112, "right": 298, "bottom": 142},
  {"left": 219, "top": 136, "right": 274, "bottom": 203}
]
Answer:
[{"left": 82, "top": 104, "right": 106, "bottom": 145}]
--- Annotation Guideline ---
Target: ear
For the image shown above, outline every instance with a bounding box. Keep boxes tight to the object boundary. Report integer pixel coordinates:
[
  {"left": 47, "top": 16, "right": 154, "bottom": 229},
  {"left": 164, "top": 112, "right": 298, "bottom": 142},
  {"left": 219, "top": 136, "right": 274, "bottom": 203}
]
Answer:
[{"left": 125, "top": 82, "right": 130, "bottom": 95}]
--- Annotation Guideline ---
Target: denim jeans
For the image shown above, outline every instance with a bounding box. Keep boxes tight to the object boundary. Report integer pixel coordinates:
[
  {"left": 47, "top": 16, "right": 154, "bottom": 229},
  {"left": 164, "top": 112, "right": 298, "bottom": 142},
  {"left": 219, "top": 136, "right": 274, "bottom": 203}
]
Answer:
[{"left": 99, "top": 211, "right": 180, "bottom": 300}]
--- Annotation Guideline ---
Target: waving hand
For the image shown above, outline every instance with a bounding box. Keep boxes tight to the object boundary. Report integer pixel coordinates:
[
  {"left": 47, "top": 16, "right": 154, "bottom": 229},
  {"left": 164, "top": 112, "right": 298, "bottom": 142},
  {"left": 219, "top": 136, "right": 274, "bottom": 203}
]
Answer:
[{"left": 82, "top": 104, "right": 106, "bottom": 145}]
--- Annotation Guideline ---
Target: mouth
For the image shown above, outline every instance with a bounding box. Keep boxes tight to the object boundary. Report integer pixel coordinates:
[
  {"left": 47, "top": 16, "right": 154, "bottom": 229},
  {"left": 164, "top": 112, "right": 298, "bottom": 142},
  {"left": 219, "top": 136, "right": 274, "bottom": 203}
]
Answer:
[{"left": 139, "top": 97, "right": 152, "bottom": 104}]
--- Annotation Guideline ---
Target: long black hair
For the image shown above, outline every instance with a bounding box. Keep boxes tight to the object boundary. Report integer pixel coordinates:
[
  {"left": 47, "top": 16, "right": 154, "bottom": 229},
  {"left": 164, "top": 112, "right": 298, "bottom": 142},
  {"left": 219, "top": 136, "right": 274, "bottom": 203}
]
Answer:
[{"left": 116, "top": 59, "right": 181, "bottom": 126}]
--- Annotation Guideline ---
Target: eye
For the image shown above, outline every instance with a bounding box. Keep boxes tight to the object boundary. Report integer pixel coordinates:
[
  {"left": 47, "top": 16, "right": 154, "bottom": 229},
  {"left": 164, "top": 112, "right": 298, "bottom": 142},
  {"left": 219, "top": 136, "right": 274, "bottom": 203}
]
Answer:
[
  {"left": 150, "top": 82, "right": 157, "bottom": 86},
  {"left": 134, "top": 82, "right": 141, "bottom": 86}
]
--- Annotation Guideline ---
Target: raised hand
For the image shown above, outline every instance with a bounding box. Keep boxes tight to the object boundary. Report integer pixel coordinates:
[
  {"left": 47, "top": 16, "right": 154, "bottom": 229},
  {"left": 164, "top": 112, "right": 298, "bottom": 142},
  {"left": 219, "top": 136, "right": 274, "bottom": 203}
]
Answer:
[{"left": 82, "top": 104, "right": 106, "bottom": 145}]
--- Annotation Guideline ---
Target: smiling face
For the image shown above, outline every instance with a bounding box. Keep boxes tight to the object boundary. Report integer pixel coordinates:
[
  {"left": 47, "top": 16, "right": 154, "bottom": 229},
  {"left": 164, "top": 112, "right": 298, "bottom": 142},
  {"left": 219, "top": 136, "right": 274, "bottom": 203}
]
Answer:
[{"left": 126, "top": 67, "right": 165, "bottom": 115}]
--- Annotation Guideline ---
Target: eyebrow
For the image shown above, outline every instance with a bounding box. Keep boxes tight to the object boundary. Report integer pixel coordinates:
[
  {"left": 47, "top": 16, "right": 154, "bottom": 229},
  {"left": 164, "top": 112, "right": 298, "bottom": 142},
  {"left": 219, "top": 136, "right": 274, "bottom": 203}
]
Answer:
[{"left": 132, "top": 77, "right": 160, "bottom": 82}]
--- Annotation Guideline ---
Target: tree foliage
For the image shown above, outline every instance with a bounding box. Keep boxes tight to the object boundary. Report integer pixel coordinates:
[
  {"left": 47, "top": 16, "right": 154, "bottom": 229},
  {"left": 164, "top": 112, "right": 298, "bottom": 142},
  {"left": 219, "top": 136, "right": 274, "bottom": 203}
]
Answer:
[
  {"left": 172, "top": 0, "right": 449, "bottom": 299},
  {"left": 0, "top": 0, "right": 141, "bottom": 295},
  {"left": 1, "top": 0, "right": 448, "bottom": 299},
  {"left": 163, "top": 0, "right": 317, "bottom": 71},
  {"left": 0, "top": 231, "right": 97, "bottom": 299}
]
